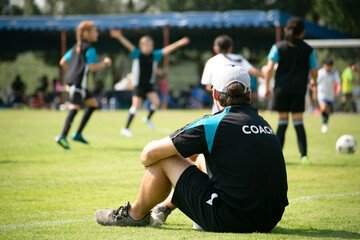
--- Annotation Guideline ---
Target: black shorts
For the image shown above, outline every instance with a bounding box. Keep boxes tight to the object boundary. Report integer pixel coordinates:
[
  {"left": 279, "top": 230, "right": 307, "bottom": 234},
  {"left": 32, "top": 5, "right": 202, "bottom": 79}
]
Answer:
[
  {"left": 69, "top": 86, "right": 93, "bottom": 105},
  {"left": 172, "top": 165, "right": 249, "bottom": 233},
  {"left": 272, "top": 88, "right": 305, "bottom": 112},
  {"left": 133, "top": 85, "right": 155, "bottom": 99}
]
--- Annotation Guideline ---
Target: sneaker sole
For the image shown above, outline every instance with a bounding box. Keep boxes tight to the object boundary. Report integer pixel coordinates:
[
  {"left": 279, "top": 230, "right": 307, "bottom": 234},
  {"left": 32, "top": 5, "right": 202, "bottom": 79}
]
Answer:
[{"left": 150, "top": 212, "right": 166, "bottom": 226}]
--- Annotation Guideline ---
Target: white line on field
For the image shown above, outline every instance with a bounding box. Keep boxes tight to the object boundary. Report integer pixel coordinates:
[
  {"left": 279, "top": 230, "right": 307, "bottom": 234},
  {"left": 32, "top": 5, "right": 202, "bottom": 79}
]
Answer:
[
  {"left": 0, "top": 218, "right": 93, "bottom": 231},
  {"left": 289, "top": 192, "right": 360, "bottom": 203},
  {"left": 1, "top": 192, "right": 359, "bottom": 231}
]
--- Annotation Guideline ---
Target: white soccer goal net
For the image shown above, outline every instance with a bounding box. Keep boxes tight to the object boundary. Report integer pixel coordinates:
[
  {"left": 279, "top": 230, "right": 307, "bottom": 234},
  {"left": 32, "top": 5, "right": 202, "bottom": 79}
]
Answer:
[{"left": 305, "top": 39, "right": 360, "bottom": 112}]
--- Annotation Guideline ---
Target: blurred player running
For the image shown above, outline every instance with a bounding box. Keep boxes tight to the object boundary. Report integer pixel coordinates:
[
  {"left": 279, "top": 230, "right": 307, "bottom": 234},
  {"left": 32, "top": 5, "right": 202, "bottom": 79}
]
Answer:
[
  {"left": 315, "top": 58, "right": 341, "bottom": 133},
  {"left": 55, "top": 21, "right": 112, "bottom": 150}
]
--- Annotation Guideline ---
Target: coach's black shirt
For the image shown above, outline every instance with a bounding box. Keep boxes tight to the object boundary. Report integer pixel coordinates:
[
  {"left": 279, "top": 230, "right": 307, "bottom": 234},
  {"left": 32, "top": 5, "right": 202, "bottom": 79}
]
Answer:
[
  {"left": 170, "top": 105, "right": 288, "bottom": 231},
  {"left": 275, "top": 39, "right": 313, "bottom": 95}
]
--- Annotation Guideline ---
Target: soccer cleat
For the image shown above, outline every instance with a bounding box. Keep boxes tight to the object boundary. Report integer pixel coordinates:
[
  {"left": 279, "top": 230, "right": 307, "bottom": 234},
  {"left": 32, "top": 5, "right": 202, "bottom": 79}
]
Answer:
[
  {"left": 71, "top": 133, "right": 89, "bottom": 144},
  {"left": 55, "top": 135, "right": 70, "bottom": 150},
  {"left": 150, "top": 204, "right": 172, "bottom": 226},
  {"left": 301, "top": 156, "right": 310, "bottom": 166},
  {"left": 95, "top": 202, "right": 151, "bottom": 227},
  {"left": 143, "top": 117, "right": 156, "bottom": 130},
  {"left": 120, "top": 128, "right": 133, "bottom": 137},
  {"left": 321, "top": 124, "right": 328, "bottom": 133}
]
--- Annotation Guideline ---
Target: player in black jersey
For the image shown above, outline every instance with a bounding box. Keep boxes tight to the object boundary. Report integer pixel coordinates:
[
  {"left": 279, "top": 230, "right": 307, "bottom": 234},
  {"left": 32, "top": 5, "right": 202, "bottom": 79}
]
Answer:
[
  {"left": 55, "top": 21, "right": 112, "bottom": 150},
  {"left": 110, "top": 30, "right": 189, "bottom": 137},
  {"left": 95, "top": 65, "right": 288, "bottom": 233},
  {"left": 263, "top": 17, "right": 318, "bottom": 165}
]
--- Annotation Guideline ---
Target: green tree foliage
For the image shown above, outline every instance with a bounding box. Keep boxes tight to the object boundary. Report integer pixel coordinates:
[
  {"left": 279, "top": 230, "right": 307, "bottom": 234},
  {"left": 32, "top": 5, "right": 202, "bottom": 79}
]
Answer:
[
  {"left": 312, "top": 0, "right": 360, "bottom": 37},
  {"left": 150, "top": 0, "right": 357, "bottom": 36},
  {"left": 0, "top": 0, "right": 23, "bottom": 15},
  {"left": 150, "top": 0, "right": 315, "bottom": 17}
]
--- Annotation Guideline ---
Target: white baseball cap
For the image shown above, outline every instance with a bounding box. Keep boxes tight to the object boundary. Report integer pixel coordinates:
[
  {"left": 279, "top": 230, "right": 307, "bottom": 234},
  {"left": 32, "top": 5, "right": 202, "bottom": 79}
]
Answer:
[{"left": 212, "top": 64, "right": 251, "bottom": 94}]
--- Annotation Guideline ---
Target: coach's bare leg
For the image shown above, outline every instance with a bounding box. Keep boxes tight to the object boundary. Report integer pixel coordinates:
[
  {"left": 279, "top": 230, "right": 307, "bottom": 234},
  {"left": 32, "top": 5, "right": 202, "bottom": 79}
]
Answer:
[
  {"left": 129, "top": 154, "right": 193, "bottom": 220},
  {"left": 155, "top": 154, "right": 208, "bottom": 211}
]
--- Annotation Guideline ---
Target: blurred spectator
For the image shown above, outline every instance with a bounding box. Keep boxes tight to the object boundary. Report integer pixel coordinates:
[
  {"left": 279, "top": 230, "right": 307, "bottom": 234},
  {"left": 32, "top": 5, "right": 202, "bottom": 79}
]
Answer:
[
  {"left": 10, "top": 75, "right": 26, "bottom": 108},
  {"left": 156, "top": 68, "right": 170, "bottom": 110},
  {"left": 188, "top": 85, "right": 211, "bottom": 109},
  {"left": 340, "top": 61, "right": 359, "bottom": 112},
  {"left": 38, "top": 75, "right": 49, "bottom": 93},
  {"left": 30, "top": 75, "right": 49, "bottom": 108},
  {"left": 50, "top": 78, "right": 63, "bottom": 109}
]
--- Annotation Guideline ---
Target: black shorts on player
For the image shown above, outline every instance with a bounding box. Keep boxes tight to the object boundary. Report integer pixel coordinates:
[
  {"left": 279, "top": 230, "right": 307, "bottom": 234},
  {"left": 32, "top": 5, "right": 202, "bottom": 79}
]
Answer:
[
  {"left": 272, "top": 88, "right": 305, "bottom": 112},
  {"left": 69, "top": 87, "right": 93, "bottom": 105},
  {"left": 133, "top": 85, "right": 155, "bottom": 99}
]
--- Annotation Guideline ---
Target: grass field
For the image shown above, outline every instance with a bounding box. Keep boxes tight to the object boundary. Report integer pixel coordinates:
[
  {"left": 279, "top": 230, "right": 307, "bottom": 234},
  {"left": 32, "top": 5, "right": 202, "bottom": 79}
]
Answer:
[{"left": 0, "top": 109, "right": 359, "bottom": 239}]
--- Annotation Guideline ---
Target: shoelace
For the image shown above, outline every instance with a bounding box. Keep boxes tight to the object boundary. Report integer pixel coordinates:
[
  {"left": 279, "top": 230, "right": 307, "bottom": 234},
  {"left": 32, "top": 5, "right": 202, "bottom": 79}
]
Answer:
[{"left": 112, "top": 202, "right": 130, "bottom": 220}]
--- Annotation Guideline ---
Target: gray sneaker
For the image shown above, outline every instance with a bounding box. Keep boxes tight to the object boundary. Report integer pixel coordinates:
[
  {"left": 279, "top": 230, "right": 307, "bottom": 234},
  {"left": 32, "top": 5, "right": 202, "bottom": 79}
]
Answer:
[
  {"left": 150, "top": 204, "right": 172, "bottom": 226},
  {"left": 95, "top": 202, "right": 151, "bottom": 227}
]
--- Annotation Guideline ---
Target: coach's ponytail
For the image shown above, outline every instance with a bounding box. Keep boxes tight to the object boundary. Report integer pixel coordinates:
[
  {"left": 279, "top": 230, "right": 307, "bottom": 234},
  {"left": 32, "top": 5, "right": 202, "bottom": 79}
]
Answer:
[{"left": 76, "top": 21, "right": 95, "bottom": 54}]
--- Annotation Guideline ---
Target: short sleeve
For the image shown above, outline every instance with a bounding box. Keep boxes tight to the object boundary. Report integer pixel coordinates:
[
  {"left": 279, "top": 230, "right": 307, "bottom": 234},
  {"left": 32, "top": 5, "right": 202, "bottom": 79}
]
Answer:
[
  {"left": 170, "top": 125, "right": 208, "bottom": 158},
  {"left": 130, "top": 47, "right": 141, "bottom": 59},
  {"left": 309, "top": 50, "right": 318, "bottom": 70},
  {"left": 63, "top": 49, "right": 73, "bottom": 62},
  {"left": 153, "top": 49, "right": 163, "bottom": 62},
  {"left": 267, "top": 45, "right": 279, "bottom": 63},
  {"left": 85, "top": 48, "right": 98, "bottom": 64},
  {"left": 238, "top": 57, "right": 253, "bottom": 72}
]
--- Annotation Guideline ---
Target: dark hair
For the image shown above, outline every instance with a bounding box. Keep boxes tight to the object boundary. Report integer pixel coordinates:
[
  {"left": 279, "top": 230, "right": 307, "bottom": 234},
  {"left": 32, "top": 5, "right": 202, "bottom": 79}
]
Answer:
[
  {"left": 216, "top": 82, "right": 251, "bottom": 107},
  {"left": 214, "top": 35, "right": 233, "bottom": 53},
  {"left": 285, "top": 17, "right": 305, "bottom": 45},
  {"left": 323, "top": 58, "right": 333, "bottom": 66}
]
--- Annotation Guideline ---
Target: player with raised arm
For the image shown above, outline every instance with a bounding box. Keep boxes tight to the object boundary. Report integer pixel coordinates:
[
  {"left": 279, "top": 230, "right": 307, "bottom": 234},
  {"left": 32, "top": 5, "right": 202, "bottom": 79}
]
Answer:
[
  {"left": 110, "top": 30, "right": 190, "bottom": 137},
  {"left": 55, "top": 21, "right": 112, "bottom": 150}
]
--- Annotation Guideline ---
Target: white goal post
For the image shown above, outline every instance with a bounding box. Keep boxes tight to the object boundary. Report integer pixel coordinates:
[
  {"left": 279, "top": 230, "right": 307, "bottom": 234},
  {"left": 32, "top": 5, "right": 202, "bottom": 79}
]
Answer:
[{"left": 304, "top": 39, "right": 360, "bottom": 48}]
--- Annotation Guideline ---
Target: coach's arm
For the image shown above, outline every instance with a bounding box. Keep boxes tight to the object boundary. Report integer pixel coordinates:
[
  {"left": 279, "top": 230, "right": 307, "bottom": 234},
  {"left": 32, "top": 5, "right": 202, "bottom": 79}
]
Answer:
[{"left": 140, "top": 137, "right": 178, "bottom": 167}]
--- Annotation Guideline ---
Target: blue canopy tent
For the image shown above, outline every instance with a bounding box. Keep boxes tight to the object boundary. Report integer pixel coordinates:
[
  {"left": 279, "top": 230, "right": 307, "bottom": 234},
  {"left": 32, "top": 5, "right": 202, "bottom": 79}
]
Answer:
[
  {"left": 0, "top": 9, "right": 351, "bottom": 68},
  {"left": 0, "top": 10, "right": 350, "bottom": 38}
]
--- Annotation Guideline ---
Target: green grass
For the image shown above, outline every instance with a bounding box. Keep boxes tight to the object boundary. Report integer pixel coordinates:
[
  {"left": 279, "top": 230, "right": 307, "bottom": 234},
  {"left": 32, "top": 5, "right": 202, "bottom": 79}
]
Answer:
[{"left": 0, "top": 109, "right": 359, "bottom": 239}]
